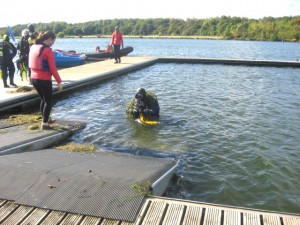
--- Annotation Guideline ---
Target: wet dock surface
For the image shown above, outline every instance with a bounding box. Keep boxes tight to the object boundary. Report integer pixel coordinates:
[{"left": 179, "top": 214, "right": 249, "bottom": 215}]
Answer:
[
  {"left": 0, "top": 118, "right": 85, "bottom": 156},
  {"left": 0, "top": 149, "right": 177, "bottom": 222}
]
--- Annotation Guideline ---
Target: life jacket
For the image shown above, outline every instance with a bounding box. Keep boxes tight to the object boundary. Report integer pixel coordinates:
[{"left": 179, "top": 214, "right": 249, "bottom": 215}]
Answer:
[{"left": 29, "top": 43, "right": 51, "bottom": 71}]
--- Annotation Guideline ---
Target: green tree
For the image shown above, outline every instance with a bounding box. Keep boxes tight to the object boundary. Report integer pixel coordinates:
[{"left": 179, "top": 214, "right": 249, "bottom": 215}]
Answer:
[{"left": 0, "top": 16, "right": 299, "bottom": 42}]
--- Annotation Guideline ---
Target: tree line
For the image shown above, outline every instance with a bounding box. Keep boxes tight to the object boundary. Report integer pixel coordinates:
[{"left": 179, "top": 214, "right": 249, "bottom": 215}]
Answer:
[{"left": 1, "top": 16, "right": 299, "bottom": 42}]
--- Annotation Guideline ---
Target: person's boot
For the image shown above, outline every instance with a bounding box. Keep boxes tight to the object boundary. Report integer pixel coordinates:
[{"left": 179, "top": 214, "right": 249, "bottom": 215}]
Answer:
[
  {"left": 3, "top": 81, "right": 9, "bottom": 88},
  {"left": 10, "top": 82, "right": 18, "bottom": 87}
]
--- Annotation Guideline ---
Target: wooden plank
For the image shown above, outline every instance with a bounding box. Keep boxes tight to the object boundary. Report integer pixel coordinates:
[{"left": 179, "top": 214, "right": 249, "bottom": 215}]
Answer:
[
  {"left": 0, "top": 199, "right": 6, "bottom": 207},
  {"left": 80, "top": 216, "right": 102, "bottom": 225},
  {"left": 0, "top": 201, "right": 18, "bottom": 223},
  {"left": 182, "top": 205, "right": 202, "bottom": 225},
  {"left": 282, "top": 216, "right": 300, "bottom": 225},
  {"left": 101, "top": 219, "right": 121, "bottom": 225},
  {"left": 203, "top": 207, "right": 221, "bottom": 225},
  {"left": 162, "top": 203, "right": 185, "bottom": 225},
  {"left": 1, "top": 196, "right": 300, "bottom": 225},
  {"left": 224, "top": 209, "right": 241, "bottom": 225},
  {"left": 121, "top": 220, "right": 137, "bottom": 225},
  {"left": 1, "top": 205, "right": 33, "bottom": 225},
  {"left": 243, "top": 211, "right": 260, "bottom": 225},
  {"left": 40, "top": 211, "right": 66, "bottom": 225},
  {"left": 60, "top": 213, "right": 83, "bottom": 224},
  {"left": 20, "top": 208, "right": 49, "bottom": 225},
  {"left": 142, "top": 200, "right": 167, "bottom": 225},
  {"left": 263, "top": 213, "right": 281, "bottom": 225}
]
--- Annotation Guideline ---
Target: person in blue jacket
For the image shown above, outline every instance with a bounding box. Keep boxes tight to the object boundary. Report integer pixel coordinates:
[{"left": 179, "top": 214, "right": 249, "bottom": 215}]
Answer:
[{"left": 1, "top": 35, "right": 17, "bottom": 88}]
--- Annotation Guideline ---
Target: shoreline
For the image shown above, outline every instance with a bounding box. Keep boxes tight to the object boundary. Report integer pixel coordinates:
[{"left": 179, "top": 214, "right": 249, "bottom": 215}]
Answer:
[
  {"left": 61, "top": 35, "right": 299, "bottom": 42},
  {"left": 65, "top": 35, "right": 224, "bottom": 40}
]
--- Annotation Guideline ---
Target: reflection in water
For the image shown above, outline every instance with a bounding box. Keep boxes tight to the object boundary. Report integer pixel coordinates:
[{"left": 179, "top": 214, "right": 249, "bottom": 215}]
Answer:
[{"left": 53, "top": 63, "right": 300, "bottom": 213}]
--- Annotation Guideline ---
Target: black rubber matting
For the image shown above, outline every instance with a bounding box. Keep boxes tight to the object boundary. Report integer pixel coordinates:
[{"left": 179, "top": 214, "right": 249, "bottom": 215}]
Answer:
[{"left": 0, "top": 149, "right": 177, "bottom": 222}]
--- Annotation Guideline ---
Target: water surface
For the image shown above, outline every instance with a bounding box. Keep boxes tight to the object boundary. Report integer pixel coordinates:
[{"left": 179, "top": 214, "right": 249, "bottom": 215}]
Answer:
[
  {"left": 52, "top": 56, "right": 300, "bottom": 213},
  {"left": 53, "top": 38, "right": 300, "bottom": 61}
]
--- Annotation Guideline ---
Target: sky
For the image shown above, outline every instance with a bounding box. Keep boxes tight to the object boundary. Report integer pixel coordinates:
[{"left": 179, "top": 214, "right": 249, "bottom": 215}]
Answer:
[{"left": 1, "top": 0, "right": 300, "bottom": 28}]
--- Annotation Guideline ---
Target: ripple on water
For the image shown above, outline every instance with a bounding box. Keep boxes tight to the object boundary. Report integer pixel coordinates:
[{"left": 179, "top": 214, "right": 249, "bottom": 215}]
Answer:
[{"left": 53, "top": 63, "right": 300, "bottom": 213}]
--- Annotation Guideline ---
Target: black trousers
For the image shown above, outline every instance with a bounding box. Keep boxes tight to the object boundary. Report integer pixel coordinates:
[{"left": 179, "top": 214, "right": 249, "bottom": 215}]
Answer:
[
  {"left": 113, "top": 44, "right": 121, "bottom": 62},
  {"left": 31, "top": 79, "right": 53, "bottom": 123},
  {"left": 1, "top": 61, "right": 15, "bottom": 85}
]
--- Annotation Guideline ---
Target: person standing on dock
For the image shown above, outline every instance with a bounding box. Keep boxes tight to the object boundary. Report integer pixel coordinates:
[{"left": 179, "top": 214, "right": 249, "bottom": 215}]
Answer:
[
  {"left": 0, "top": 35, "right": 17, "bottom": 88},
  {"left": 29, "top": 31, "right": 63, "bottom": 130},
  {"left": 17, "top": 29, "right": 30, "bottom": 81},
  {"left": 27, "top": 24, "right": 39, "bottom": 82},
  {"left": 111, "top": 26, "right": 124, "bottom": 64}
]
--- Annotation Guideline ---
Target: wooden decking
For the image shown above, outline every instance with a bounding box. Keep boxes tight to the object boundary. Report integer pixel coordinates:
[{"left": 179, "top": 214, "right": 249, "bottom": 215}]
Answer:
[{"left": 1, "top": 197, "right": 299, "bottom": 225}]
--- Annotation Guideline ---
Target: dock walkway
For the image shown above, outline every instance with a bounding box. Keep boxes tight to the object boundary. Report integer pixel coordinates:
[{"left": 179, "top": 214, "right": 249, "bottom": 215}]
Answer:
[
  {"left": 1, "top": 197, "right": 299, "bottom": 224},
  {"left": 0, "top": 57, "right": 157, "bottom": 112}
]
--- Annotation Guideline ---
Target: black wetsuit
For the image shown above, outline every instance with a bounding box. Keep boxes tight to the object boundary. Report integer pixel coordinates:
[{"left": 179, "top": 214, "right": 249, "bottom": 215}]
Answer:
[
  {"left": 1, "top": 41, "right": 17, "bottom": 86},
  {"left": 127, "top": 94, "right": 160, "bottom": 119}
]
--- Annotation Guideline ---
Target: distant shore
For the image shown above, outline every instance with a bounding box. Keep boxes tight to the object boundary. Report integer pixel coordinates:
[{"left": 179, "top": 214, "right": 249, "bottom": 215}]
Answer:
[{"left": 66, "top": 35, "right": 224, "bottom": 40}]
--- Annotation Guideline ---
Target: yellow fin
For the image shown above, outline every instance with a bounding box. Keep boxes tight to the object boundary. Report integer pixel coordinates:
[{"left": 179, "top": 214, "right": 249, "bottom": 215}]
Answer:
[{"left": 139, "top": 113, "right": 159, "bottom": 125}]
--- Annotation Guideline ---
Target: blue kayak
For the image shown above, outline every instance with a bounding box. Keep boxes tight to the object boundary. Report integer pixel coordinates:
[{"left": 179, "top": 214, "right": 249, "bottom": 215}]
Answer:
[{"left": 54, "top": 50, "right": 85, "bottom": 68}]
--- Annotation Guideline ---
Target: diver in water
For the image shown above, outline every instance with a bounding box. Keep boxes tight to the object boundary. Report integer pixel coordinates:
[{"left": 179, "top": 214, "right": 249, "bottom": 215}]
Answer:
[{"left": 126, "top": 88, "right": 160, "bottom": 120}]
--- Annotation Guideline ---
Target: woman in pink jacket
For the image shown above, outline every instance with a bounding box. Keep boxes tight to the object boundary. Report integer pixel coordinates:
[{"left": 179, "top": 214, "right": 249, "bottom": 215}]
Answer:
[{"left": 29, "top": 31, "right": 63, "bottom": 130}]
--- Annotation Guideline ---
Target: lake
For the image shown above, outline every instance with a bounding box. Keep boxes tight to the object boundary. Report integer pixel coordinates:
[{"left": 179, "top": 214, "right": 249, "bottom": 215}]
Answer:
[
  {"left": 53, "top": 37, "right": 300, "bottom": 61},
  {"left": 52, "top": 38, "right": 300, "bottom": 214}
]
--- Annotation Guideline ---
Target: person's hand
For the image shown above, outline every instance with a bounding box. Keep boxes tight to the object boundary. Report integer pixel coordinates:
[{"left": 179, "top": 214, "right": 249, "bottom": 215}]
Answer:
[{"left": 57, "top": 83, "right": 63, "bottom": 92}]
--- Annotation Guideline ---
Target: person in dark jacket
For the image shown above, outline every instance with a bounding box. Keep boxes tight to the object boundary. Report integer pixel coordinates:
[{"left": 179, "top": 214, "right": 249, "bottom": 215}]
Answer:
[
  {"left": 27, "top": 24, "right": 38, "bottom": 46},
  {"left": 27, "top": 24, "right": 38, "bottom": 82},
  {"left": 1, "top": 35, "right": 17, "bottom": 88},
  {"left": 126, "top": 88, "right": 160, "bottom": 120},
  {"left": 17, "top": 29, "right": 30, "bottom": 80}
]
